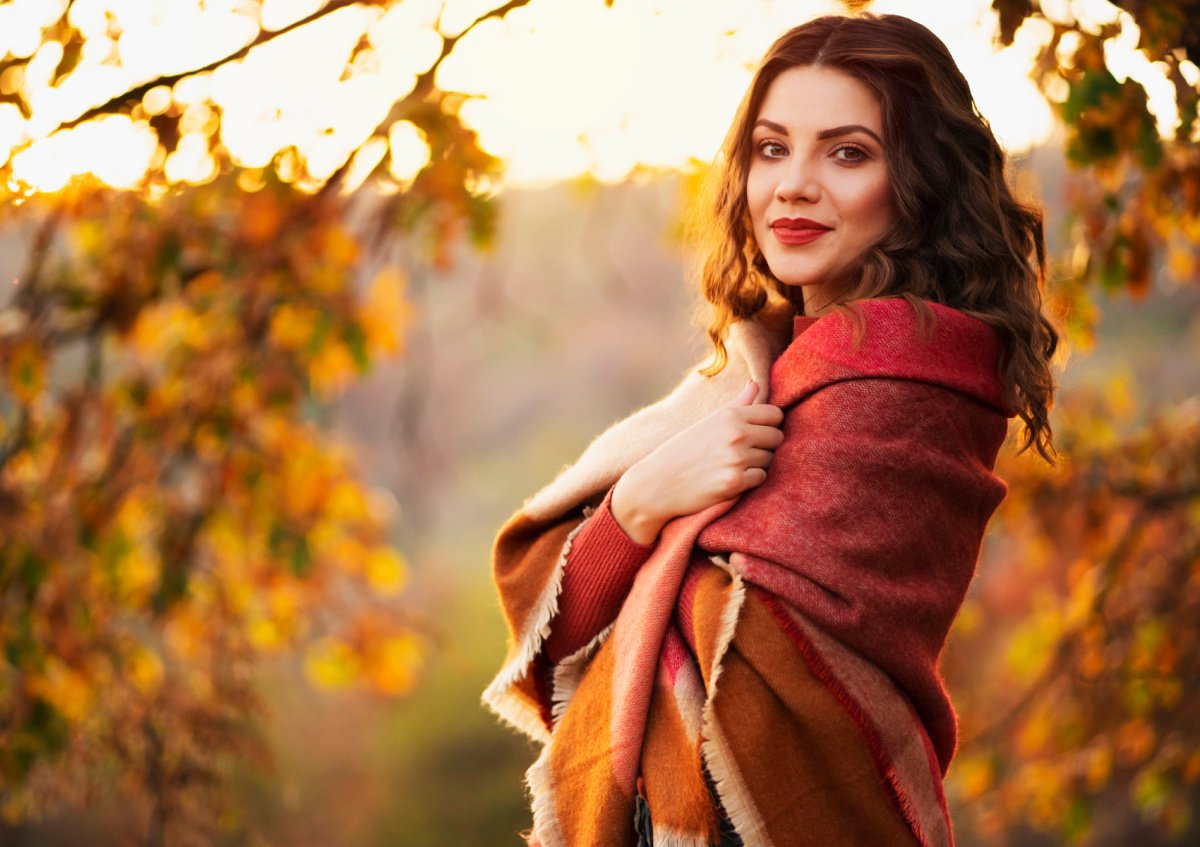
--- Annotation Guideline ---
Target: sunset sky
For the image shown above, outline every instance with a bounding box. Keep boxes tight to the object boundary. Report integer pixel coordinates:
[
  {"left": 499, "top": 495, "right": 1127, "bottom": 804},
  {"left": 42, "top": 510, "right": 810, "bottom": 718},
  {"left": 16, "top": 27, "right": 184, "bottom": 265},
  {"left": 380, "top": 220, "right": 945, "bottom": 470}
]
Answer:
[{"left": 0, "top": 0, "right": 1190, "bottom": 192}]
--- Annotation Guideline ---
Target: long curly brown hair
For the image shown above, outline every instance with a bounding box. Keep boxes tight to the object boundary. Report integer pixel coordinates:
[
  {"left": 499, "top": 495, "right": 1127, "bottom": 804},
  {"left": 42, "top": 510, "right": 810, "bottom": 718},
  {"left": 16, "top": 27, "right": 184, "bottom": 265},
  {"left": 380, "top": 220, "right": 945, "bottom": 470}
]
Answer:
[{"left": 694, "top": 13, "right": 1059, "bottom": 461}]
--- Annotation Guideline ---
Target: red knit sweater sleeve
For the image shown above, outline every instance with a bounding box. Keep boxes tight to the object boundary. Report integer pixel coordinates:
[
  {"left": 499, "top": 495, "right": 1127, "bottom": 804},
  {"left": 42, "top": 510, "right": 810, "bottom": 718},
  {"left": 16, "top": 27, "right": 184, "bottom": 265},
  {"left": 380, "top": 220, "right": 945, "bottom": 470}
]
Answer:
[{"left": 542, "top": 484, "right": 655, "bottom": 663}]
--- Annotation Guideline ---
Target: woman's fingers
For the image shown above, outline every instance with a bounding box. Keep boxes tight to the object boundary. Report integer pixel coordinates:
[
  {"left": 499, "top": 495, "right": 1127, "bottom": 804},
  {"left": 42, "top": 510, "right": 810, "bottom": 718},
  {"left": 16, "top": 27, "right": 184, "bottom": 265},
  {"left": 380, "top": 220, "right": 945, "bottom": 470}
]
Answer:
[
  {"left": 742, "top": 467, "right": 768, "bottom": 487},
  {"left": 733, "top": 379, "right": 759, "bottom": 407},
  {"left": 738, "top": 402, "right": 784, "bottom": 427},
  {"left": 743, "top": 447, "right": 776, "bottom": 469},
  {"left": 747, "top": 422, "right": 786, "bottom": 449}
]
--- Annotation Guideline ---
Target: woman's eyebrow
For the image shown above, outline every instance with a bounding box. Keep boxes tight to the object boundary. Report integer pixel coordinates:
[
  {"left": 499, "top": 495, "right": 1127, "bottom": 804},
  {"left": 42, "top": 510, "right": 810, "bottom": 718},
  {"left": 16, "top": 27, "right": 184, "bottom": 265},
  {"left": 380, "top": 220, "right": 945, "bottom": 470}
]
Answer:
[
  {"left": 753, "top": 118, "right": 790, "bottom": 135},
  {"left": 818, "top": 124, "right": 883, "bottom": 145},
  {"left": 753, "top": 119, "right": 882, "bottom": 147}
]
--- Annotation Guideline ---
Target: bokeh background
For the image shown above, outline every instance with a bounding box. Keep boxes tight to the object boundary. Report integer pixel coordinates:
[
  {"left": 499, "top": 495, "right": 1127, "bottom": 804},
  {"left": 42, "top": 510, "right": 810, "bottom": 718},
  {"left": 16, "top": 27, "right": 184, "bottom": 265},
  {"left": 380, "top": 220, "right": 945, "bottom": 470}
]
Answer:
[{"left": 0, "top": 0, "right": 1197, "bottom": 845}]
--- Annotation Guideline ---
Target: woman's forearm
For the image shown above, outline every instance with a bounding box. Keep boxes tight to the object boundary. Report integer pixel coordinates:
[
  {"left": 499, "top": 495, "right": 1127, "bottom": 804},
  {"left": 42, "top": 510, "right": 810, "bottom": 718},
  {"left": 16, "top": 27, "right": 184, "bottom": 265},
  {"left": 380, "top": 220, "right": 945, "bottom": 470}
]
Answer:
[
  {"left": 542, "top": 484, "right": 655, "bottom": 662},
  {"left": 610, "top": 380, "right": 783, "bottom": 545},
  {"left": 610, "top": 463, "right": 670, "bottom": 545}
]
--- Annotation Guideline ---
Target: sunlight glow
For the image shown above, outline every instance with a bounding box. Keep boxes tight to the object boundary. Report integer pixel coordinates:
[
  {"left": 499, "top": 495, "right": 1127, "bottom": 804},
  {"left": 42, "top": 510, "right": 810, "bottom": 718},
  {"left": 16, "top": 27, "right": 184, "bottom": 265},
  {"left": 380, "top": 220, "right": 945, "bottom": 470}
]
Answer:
[
  {"left": 11, "top": 114, "right": 157, "bottom": 190},
  {"left": 440, "top": 0, "right": 1063, "bottom": 184},
  {"left": 2, "top": 0, "right": 1194, "bottom": 193},
  {"left": 1102, "top": 11, "right": 1181, "bottom": 138},
  {"left": 439, "top": 0, "right": 847, "bottom": 184},
  {"left": 164, "top": 132, "right": 218, "bottom": 185},
  {"left": 0, "top": 104, "right": 26, "bottom": 169},
  {"left": 341, "top": 135, "right": 390, "bottom": 194},
  {"left": 260, "top": 0, "right": 325, "bottom": 32},
  {"left": 387, "top": 121, "right": 431, "bottom": 186},
  {"left": 870, "top": 0, "right": 1056, "bottom": 153}
]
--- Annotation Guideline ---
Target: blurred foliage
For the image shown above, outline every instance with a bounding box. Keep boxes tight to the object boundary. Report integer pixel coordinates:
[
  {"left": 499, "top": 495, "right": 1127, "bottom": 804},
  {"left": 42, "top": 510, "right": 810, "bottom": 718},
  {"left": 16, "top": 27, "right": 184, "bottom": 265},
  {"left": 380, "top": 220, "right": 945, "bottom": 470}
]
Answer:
[
  {"left": 992, "top": 0, "right": 1200, "bottom": 348},
  {"left": 935, "top": 5, "right": 1200, "bottom": 846},
  {"left": 0, "top": 0, "right": 512, "bottom": 843},
  {"left": 0, "top": 171, "right": 428, "bottom": 842},
  {"left": 945, "top": 383, "right": 1200, "bottom": 845}
]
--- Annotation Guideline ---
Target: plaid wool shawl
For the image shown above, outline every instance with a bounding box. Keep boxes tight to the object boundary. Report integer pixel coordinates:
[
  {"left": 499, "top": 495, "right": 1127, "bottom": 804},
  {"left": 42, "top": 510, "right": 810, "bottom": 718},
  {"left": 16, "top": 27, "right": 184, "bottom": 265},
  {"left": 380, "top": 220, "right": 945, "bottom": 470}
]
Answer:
[{"left": 484, "top": 298, "right": 1013, "bottom": 847}]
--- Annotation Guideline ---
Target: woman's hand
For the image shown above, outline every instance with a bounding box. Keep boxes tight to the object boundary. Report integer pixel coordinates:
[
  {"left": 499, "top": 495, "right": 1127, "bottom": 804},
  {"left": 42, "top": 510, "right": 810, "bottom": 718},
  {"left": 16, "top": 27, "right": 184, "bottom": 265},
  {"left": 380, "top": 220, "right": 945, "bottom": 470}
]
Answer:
[{"left": 610, "top": 380, "right": 785, "bottom": 544}]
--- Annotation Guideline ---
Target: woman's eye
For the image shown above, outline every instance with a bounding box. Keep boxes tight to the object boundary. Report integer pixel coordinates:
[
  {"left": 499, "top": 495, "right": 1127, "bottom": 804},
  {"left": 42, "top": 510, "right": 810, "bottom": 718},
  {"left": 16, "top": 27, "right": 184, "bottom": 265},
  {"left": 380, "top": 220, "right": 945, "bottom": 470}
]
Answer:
[
  {"left": 757, "top": 140, "right": 787, "bottom": 159},
  {"left": 834, "top": 144, "right": 868, "bottom": 163}
]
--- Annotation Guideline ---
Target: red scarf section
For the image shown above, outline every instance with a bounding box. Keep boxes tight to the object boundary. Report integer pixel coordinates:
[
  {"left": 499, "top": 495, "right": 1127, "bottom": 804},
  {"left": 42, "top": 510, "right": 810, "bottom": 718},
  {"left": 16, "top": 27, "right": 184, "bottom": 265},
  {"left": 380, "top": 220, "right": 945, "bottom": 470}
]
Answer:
[{"left": 698, "top": 302, "right": 1011, "bottom": 771}]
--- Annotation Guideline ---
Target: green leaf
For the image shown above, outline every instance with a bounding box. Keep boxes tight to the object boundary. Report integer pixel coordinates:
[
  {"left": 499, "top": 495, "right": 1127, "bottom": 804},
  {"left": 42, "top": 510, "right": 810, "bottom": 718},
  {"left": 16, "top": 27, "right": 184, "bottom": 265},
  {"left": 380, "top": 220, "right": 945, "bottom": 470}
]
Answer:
[
  {"left": 291, "top": 534, "right": 312, "bottom": 576},
  {"left": 1060, "top": 797, "right": 1091, "bottom": 843},
  {"left": 344, "top": 323, "right": 369, "bottom": 372}
]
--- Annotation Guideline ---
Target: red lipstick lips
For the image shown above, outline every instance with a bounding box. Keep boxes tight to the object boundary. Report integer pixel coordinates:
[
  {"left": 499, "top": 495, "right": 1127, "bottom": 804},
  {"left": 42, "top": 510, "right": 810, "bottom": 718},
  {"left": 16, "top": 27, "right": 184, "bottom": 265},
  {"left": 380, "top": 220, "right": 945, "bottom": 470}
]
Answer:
[{"left": 771, "top": 217, "right": 831, "bottom": 246}]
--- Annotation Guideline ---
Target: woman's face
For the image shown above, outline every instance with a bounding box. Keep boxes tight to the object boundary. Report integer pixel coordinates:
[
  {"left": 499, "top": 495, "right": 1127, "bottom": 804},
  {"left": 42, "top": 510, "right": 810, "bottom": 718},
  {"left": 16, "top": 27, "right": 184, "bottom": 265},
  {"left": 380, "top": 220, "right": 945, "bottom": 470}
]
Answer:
[{"left": 745, "top": 65, "right": 895, "bottom": 314}]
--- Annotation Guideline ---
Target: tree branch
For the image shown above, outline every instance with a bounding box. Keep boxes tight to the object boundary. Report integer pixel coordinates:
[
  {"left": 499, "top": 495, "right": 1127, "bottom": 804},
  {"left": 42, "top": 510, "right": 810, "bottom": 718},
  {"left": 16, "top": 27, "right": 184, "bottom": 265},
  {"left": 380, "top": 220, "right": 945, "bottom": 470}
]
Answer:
[
  {"left": 14, "top": 209, "right": 61, "bottom": 310},
  {"left": 319, "top": 0, "right": 533, "bottom": 195},
  {"left": 0, "top": 407, "right": 30, "bottom": 473},
  {"left": 58, "top": 0, "right": 364, "bottom": 132}
]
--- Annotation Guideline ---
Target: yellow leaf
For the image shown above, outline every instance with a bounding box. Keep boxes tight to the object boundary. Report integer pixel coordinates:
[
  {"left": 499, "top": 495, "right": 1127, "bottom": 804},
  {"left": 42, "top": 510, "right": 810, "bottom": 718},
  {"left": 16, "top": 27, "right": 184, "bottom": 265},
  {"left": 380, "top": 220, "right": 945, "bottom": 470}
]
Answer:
[
  {"left": 164, "top": 613, "right": 202, "bottom": 660},
  {"left": 268, "top": 583, "right": 299, "bottom": 621},
  {"left": 6, "top": 339, "right": 43, "bottom": 404},
  {"left": 1064, "top": 560, "right": 1098, "bottom": 627},
  {"left": 1015, "top": 761, "right": 1066, "bottom": 828},
  {"left": 268, "top": 303, "right": 319, "bottom": 352},
  {"left": 29, "top": 657, "right": 92, "bottom": 723},
  {"left": 130, "top": 301, "right": 205, "bottom": 359},
  {"left": 359, "top": 267, "right": 411, "bottom": 357},
  {"left": 365, "top": 547, "right": 407, "bottom": 596},
  {"left": 248, "top": 617, "right": 282, "bottom": 651},
  {"left": 121, "top": 545, "right": 160, "bottom": 605},
  {"left": 310, "top": 521, "right": 361, "bottom": 568},
  {"left": 304, "top": 638, "right": 360, "bottom": 689},
  {"left": 1086, "top": 746, "right": 1113, "bottom": 791},
  {"left": 1166, "top": 245, "right": 1195, "bottom": 282},
  {"left": 327, "top": 481, "right": 369, "bottom": 523},
  {"left": 1103, "top": 369, "right": 1135, "bottom": 422},
  {"left": 951, "top": 598, "right": 981, "bottom": 636},
  {"left": 369, "top": 634, "right": 422, "bottom": 696},
  {"left": 956, "top": 756, "right": 993, "bottom": 800},
  {"left": 1, "top": 796, "right": 26, "bottom": 825},
  {"left": 308, "top": 341, "right": 356, "bottom": 396},
  {"left": 128, "top": 646, "right": 165, "bottom": 693},
  {"left": 1018, "top": 707, "right": 1052, "bottom": 756},
  {"left": 323, "top": 226, "right": 359, "bottom": 268}
]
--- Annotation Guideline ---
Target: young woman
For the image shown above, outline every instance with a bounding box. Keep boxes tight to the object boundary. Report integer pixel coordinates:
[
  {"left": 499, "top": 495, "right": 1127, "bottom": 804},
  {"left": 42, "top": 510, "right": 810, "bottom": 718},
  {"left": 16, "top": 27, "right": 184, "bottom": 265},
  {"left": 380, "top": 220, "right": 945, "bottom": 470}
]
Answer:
[{"left": 485, "top": 13, "right": 1058, "bottom": 847}]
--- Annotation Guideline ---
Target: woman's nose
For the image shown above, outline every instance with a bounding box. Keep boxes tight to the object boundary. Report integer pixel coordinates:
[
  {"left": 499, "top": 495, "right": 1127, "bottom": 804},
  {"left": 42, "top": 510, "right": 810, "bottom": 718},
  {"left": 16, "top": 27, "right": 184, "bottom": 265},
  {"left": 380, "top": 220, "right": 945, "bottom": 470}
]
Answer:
[{"left": 774, "top": 159, "right": 820, "bottom": 203}]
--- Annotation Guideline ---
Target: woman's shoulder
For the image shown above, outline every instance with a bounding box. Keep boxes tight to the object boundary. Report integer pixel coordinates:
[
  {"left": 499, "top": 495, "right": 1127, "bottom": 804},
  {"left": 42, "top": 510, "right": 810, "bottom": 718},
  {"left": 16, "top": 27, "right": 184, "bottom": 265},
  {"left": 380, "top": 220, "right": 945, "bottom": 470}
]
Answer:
[
  {"left": 797, "top": 296, "right": 994, "bottom": 344},
  {"left": 793, "top": 297, "right": 1001, "bottom": 365},
  {"left": 773, "top": 296, "right": 1012, "bottom": 415}
]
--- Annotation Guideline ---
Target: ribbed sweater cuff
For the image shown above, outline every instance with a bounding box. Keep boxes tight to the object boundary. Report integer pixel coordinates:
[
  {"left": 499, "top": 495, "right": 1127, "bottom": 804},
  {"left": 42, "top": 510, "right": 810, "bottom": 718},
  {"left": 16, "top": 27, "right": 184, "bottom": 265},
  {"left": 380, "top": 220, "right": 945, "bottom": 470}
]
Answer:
[{"left": 542, "top": 484, "right": 654, "bottom": 663}]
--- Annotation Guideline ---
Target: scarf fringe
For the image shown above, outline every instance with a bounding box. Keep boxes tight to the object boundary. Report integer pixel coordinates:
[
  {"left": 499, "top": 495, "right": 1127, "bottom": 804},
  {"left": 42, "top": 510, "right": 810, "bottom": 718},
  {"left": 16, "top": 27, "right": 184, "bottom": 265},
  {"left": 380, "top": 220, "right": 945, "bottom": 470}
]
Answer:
[
  {"left": 696, "top": 563, "right": 771, "bottom": 847},
  {"left": 651, "top": 825, "right": 714, "bottom": 847},
  {"left": 550, "top": 621, "right": 614, "bottom": 724},
  {"left": 482, "top": 511, "right": 592, "bottom": 743},
  {"left": 525, "top": 741, "right": 567, "bottom": 847}
]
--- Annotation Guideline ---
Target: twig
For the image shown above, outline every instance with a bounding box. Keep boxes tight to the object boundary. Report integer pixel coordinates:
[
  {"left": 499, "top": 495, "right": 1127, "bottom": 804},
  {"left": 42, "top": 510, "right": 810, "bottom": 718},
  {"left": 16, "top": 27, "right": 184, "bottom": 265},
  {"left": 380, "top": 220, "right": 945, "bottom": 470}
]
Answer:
[
  {"left": 0, "top": 408, "right": 30, "bottom": 473},
  {"left": 319, "top": 0, "right": 533, "bottom": 195},
  {"left": 14, "top": 209, "right": 61, "bottom": 310},
  {"left": 59, "top": 0, "right": 364, "bottom": 132}
]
